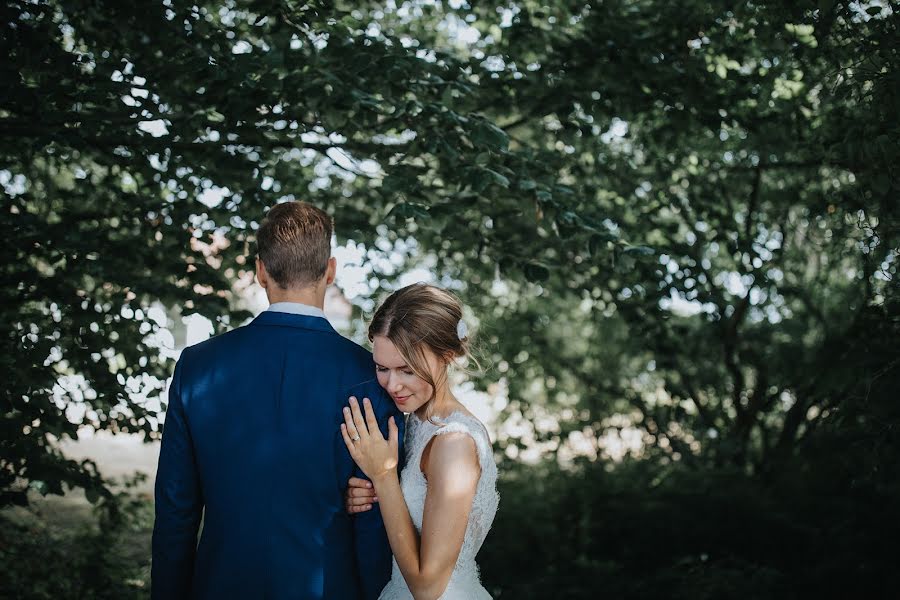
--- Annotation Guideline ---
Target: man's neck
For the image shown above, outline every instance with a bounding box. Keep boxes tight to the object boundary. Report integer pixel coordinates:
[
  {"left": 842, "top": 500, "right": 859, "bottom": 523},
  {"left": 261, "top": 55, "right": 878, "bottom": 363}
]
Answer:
[{"left": 266, "top": 286, "right": 325, "bottom": 310}]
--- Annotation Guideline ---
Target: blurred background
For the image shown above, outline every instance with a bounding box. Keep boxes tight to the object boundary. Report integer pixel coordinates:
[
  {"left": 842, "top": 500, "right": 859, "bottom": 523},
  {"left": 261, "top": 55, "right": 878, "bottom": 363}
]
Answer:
[{"left": 2, "top": 1, "right": 898, "bottom": 598}]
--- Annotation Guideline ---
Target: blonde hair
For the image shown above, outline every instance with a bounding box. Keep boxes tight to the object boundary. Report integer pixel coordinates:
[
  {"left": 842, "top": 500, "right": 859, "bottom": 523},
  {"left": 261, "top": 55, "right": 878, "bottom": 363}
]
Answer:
[{"left": 368, "top": 284, "right": 470, "bottom": 420}]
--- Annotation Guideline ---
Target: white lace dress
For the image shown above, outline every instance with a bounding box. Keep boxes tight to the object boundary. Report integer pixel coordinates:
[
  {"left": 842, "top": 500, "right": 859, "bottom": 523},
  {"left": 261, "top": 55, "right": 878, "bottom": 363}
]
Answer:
[{"left": 378, "top": 411, "right": 499, "bottom": 600}]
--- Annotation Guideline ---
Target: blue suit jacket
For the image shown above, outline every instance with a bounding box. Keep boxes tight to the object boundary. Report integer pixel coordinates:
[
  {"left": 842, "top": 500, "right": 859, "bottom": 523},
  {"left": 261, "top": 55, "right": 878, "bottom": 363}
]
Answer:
[{"left": 152, "top": 310, "right": 403, "bottom": 600}]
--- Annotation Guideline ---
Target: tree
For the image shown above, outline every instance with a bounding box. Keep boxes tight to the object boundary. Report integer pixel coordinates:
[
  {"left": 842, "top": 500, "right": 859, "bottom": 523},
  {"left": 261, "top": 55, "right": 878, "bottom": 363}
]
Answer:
[
  {"left": 4, "top": 0, "right": 899, "bottom": 596},
  {"left": 1, "top": 0, "right": 630, "bottom": 506},
  {"left": 3, "top": 0, "right": 897, "bottom": 513},
  {"left": 375, "top": 0, "right": 899, "bottom": 472}
]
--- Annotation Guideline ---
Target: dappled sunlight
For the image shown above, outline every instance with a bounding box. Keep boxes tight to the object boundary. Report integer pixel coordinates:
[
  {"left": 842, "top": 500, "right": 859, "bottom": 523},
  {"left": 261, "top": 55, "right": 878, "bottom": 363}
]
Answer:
[{"left": 4, "top": 0, "right": 897, "bottom": 597}]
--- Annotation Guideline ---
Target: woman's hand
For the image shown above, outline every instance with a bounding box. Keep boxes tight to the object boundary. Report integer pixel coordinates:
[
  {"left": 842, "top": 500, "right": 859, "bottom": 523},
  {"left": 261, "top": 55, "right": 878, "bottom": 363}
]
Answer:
[
  {"left": 345, "top": 477, "right": 378, "bottom": 514},
  {"left": 340, "top": 396, "right": 399, "bottom": 482}
]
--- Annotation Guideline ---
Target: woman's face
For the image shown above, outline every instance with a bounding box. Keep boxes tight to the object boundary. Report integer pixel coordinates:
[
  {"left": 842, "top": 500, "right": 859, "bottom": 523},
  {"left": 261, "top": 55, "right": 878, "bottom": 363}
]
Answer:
[{"left": 372, "top": 335, "right": 443, "bottom": 413}]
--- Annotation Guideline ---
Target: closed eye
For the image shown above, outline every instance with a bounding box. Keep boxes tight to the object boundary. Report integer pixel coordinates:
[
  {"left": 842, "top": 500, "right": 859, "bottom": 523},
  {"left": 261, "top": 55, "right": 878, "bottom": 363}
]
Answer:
[{"left": 375, "top": 364, "right": 412, "bottom": 372}]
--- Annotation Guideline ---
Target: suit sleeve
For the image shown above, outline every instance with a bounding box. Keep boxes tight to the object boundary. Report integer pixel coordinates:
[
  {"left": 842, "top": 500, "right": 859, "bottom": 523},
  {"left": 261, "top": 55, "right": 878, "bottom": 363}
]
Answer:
[
  {"left": 152, "top": 354, "right": 204, "bottom": 600},
  {"left": 352, "top": 385, "right": 406, "bottom": 600}
]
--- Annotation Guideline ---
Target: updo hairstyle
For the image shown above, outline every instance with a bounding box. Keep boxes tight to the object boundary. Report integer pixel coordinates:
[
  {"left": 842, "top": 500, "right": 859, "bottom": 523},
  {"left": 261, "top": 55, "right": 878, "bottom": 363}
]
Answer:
[{"left": 368, "top": 284, "right": 470, "bottom": 417}]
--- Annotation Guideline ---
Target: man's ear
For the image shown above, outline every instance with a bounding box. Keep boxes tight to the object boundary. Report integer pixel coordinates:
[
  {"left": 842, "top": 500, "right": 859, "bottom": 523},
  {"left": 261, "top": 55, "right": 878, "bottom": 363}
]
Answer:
[
  {"left": 255, "top": 256, "right": 269, "bottom": 289},
  {"left": 325, "top": 256, "right": 337, "bottom": 286}
]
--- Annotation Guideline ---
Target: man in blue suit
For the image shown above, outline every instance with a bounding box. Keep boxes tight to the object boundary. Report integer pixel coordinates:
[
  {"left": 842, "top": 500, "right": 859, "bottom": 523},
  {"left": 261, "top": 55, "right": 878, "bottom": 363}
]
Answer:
[{"left": 152, "top": 201, "right": 403, "bottom": 599}]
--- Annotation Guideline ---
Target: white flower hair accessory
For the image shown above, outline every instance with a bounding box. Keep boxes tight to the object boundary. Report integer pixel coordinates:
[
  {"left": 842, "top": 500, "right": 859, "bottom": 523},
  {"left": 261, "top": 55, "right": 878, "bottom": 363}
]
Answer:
[{"left": 456, "top": 318, "right": 468, "bottom": 340}]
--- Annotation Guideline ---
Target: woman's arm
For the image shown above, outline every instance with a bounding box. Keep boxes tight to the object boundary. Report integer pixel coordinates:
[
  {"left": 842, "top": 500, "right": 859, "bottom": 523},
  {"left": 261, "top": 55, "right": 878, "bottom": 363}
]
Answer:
[
  {"left": 342, "top": 399, "right": 481, "bottom": 600},
  {"left": 404, "top": 432, "right": 481, "bottom": 600}
]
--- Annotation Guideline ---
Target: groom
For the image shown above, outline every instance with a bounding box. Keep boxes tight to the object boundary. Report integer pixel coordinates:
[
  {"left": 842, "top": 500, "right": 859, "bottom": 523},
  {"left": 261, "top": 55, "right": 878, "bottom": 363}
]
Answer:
[{"left": 152, "top": 201, "right": 403, "bottom": 599}]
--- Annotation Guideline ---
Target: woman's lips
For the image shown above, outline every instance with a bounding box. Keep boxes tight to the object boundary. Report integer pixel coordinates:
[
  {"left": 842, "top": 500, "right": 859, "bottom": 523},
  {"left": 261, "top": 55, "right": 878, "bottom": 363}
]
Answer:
[{"left": 393, "top": 395, "right": 410, "bottom": 404}]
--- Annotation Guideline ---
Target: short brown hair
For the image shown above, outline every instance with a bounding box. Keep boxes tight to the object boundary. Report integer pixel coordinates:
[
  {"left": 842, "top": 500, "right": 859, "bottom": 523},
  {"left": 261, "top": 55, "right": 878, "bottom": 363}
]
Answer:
[
  {"left": 256, "top": 201, "right": 333, "bottom": 289},
  {"left": 368, "top": 284, "right": 471, "bottom": 420}
]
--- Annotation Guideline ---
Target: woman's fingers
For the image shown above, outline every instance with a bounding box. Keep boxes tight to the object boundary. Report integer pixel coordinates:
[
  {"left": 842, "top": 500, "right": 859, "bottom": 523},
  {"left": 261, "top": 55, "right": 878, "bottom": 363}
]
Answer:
[
  {"left": 340, "top": 423, "right": 359, "bottom": 457},
  {"left": 388, "top": 415, "right": 398, "bottom": 451},
  {"left": 348, "top": 396, "right": 369, "bottom": 438},
  {"left": 363, "top": 397, "right": 380, "bottom": 434},
  {"left": 343, "top": 404, "right": 362, "bottom": 440}
]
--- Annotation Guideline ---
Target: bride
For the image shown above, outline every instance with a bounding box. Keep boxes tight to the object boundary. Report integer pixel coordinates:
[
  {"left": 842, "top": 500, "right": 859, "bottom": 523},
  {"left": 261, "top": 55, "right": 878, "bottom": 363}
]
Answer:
[{"left": 340, "top": 283, "right": 499, "bottom": 600}]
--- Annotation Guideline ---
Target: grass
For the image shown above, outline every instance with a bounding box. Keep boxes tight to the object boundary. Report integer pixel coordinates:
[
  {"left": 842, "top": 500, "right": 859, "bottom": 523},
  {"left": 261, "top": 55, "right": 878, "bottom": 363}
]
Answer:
[{"left": 1, "top": 486, "right": 154, "bottom": 600}]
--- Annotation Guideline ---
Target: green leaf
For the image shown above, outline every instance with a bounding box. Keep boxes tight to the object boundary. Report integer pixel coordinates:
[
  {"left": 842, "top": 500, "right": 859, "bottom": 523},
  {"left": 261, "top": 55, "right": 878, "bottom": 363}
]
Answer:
[
  {"left": 622, "top": 245, "right": 656, "bottom": 257},
  {"left": 589, "top": 232, "right": 617, "bottom": 255},
  {"left": 387, "top": 202, "right": 430, "bottom": 221},
  {"left": 471, "top": 119, "right": 510, "bottom": 151},
  {"left": 85, "top": 486, "right": 101, "bottom": 505},
  {"left": 439, "top": 140, "right": 459, "bottom": 161},
  {"left": 483, "top": 168, "right": 510, "bottom": 188},
  {"left": 557, "top": 211, "right": 579, "bottom": 226},
  {"left": 523, "top": 262, "right": 551, "bottom": 282}
]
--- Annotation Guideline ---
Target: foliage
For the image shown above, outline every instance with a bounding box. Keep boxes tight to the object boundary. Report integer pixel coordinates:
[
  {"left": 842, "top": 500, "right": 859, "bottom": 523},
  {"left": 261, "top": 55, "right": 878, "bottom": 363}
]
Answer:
[
  {"left": 482, "top": 449, "right": 896, "bottom": 599},
  {"left": 2, "top": 0, "right": 898, "bottom": 595},
  {"left": 479, "top": 280, "right": 899, "bottom": 597},
  {"left": 2, "top": 0, "right": 629, "bottom": 506},
  {"left": 368, "top": 0, "right": 899, "bottom": 471},
  {"left": 0, "top": 474, "right": 153, "bottom": 599}
]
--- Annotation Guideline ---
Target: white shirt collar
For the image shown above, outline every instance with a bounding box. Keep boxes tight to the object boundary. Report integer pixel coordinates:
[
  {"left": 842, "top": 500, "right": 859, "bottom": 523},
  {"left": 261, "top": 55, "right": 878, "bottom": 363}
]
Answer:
[{"left": 266, "top": 302, "right": 327, "bottom": 320}]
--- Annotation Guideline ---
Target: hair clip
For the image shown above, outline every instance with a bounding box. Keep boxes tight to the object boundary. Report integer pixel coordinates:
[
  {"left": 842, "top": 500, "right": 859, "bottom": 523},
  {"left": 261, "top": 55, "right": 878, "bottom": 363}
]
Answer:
[{"left": 456, "top": 318, "right": 468, "bottom": 340}]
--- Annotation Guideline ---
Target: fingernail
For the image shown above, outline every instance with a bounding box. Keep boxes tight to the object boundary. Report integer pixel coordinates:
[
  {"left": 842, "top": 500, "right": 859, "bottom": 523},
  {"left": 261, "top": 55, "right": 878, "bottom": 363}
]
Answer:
[
  {"left": 366, "top": 482, "right": 372, "bottom": 488},
  {"left": 373, "top": 497, "right": 378, "bottom": 502},
  {"left": 364, "top": 397, "right": 370, "bottom": 404}
]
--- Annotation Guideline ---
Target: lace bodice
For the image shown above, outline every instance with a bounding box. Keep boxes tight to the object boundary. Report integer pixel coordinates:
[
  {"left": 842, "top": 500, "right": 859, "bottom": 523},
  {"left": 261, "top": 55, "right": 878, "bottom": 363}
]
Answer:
[{"left": 378, "top": 411, "right": 499, "bottom": 600}]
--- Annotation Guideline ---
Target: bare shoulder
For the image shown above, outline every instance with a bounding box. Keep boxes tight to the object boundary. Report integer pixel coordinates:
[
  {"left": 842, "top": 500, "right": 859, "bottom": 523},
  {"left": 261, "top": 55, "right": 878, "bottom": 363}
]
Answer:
[
  {"left": 422, "top": 429, "right": 481, "bottom": 489},
  {"left": 431, "top": 430, "right": 479, "bottom": 462}
]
